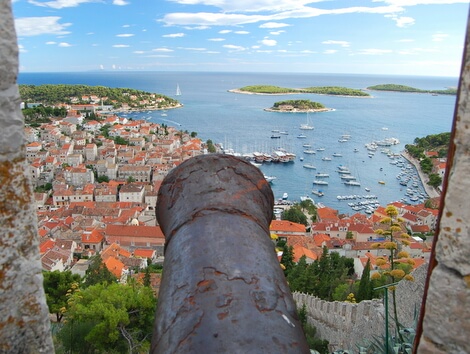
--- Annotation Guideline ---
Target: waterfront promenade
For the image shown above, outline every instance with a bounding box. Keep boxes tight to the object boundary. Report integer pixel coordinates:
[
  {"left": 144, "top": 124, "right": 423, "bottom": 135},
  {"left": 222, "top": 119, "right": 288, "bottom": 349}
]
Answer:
[{"left": 401, "top": 152, "right": 441, "bottom": 199}]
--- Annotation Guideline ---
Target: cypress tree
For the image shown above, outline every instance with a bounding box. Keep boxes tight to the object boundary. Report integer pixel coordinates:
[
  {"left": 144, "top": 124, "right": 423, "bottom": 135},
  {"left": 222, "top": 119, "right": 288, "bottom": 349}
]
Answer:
[{"left": 357, "top": 258, "right": 373, "bottom": 302}]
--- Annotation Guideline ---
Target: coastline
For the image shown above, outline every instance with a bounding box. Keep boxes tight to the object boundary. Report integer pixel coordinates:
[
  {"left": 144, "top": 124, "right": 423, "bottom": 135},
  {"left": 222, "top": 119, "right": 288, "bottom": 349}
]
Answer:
[
  {"left": 263, "top": 107, "right": 333, "bottom": 113},
  {"left": 228, "top": 89, "right": 294, "bottom": 96},
  {"left": 228, "top": 88, "right": 371, "bottom": 98},
  {"left": 106, "top": 103, "right": 184, "bottom": 114},
  {"left": 401, "top": 151, "right": 441, "bottom": 199}
]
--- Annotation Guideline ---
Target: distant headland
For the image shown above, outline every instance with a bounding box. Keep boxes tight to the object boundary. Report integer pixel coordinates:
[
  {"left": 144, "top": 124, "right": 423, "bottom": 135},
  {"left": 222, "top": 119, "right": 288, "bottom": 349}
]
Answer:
[
  {"left": 366, "top": 84, "right": 457, "bottom": 95},
  {"left": 228, "top": 85, "right": 370, "bottom": 97}
]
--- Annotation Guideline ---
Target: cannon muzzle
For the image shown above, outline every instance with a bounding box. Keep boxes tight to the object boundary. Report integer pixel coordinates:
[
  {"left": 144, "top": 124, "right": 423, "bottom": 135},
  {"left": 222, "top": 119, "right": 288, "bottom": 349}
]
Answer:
[{"left": 151, "top": 154, "right": 309, "bottom": 354}]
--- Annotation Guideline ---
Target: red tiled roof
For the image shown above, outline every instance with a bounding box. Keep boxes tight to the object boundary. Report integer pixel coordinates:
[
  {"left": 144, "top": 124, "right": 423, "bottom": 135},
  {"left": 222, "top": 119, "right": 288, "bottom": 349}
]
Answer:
[
  {"left": 292, "top": 244, "right": 318, "bottom": 263},
  {"left": 105, "top": 224, "right": 164, "bottom": 238},
  {"left": 82, "top": 229, "right": 104, "bottom": 243},
  {"left": 39, "top": 239, "right": 55, "bottom": 254},
  {"left": 134, "top": 249, "right": 156, "bottom": 258},
  {"left": 270, "top": 220, "right": 306, "bottom": 233}
]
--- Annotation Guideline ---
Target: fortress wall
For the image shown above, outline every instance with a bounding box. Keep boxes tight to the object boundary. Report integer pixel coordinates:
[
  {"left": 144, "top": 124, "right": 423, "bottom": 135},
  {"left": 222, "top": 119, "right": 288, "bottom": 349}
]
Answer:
[
  {"left": 293, "top": 264, "right": 428, "bottom": 351},
  {"left": 0, "top": 2, "right": 54, "bottom": 353}
]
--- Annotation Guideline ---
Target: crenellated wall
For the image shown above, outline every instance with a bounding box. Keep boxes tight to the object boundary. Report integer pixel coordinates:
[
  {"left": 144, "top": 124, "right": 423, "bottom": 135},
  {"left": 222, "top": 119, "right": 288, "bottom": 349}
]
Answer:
[{"left": 293, "top": 264, "right": 429, "bottom": 352}]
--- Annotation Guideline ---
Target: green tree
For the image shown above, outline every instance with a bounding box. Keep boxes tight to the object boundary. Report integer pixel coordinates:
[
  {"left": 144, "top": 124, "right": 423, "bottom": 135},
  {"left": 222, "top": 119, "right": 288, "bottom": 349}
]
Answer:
[
  {"left": 282, "top": 206, "right": 308, "bottom": 225},
  {"left": 97, "top": 175, "right": 110, "bottom": 183},
  {"left": 206, "top": 139, "right": 216, "bottom": 153},
  {"left": 298, "top": 304, "right": 329, "bottom": 353},
  {"left": 428, "top": 173, "right": 442, "bottom": 188},
  {"left": 62, "top": 281, "right": 156, "bottom": 353},
  {"left": 278, "top": 240, "right": 295, "bottom": 276},
  {"left": 43, "top": 270, "right": 81, "bottom": 322},
  {"left": 356, "top": 259, "right": 373, "bottom": 302},
  {"left": 143, "top": 267, "right": 151, "bottom": 287},
  {"left": 287, "top": 255, "right": 308, "bottom": 291},
  {"left": 83, "top": 255, "right": 117, "bottom": 288}
]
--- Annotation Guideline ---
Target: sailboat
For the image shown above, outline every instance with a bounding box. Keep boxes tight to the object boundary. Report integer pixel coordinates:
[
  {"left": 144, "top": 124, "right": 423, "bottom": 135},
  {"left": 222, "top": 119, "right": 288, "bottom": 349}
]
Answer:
[
  {"left": 300, "top": 112, "right": 314, "bottom": 130},
  {"left": 176, "top": 83, "right": 182, "bottom": 96}
]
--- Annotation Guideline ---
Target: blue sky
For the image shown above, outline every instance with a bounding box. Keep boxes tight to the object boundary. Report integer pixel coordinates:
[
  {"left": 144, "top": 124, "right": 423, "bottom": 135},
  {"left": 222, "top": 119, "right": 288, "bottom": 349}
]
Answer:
[{"left": 12, "top": 0, "right": 469, "bottom": 76}]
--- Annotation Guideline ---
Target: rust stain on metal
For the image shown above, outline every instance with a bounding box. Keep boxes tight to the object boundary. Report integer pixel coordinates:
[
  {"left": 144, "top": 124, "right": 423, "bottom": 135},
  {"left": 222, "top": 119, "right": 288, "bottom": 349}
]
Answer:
[
  {"left": 197, "top": 279, "right": 217, "bottom": 292},
  {"left": 217, "top": 311, "right": 229, "bottom": 320}
]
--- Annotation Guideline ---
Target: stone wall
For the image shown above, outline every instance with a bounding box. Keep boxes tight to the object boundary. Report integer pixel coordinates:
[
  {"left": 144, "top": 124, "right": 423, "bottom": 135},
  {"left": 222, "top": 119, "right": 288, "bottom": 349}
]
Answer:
[
  {"left": 0, "top": 1, "right": 54, "bottom": 353},
  {"left": 416, "top": 11, "right": 470, "bottom": 354},
  {"left": 293, "top": 264, "right": 429, "bottom": 352}
]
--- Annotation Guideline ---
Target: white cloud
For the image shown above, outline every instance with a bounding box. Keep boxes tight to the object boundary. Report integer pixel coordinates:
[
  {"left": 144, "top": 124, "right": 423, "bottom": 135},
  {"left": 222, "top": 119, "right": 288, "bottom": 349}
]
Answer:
[
  {"left": 163, "top": 33, "right": 185, "bottom": 38},
  {"left": 323, "top": 49, "right": 338, "bottom": 54},
  {"left": 178, "top": 47, "right": 207, "bottom": 51},
  {"left": 145, "top": 55, "right": 172, "bottom": 58},
  {"left": 133, "top": 51, "right": 145, "bottom": 54},
  {"left": 259, "top": 22, "right": 291, "bottom": 29},
  {"left": 322, "top": 40, "right": 350, "bottom": 48},
  {"left": 18, "top": 44, "right": 27, "bottom": 53},
  {"left": 161, "top": 4, "right": 405, "bottom": 27},
  {"left": 356, "top": 48, "right": 393, "bottom": 55},
  {"left": 113, "top": 0, "right": 129, "bottom": 5},
  {"left": 116, "top": 33, "right": 135, "bottom": 37},
  {"left": 396, "top": 38, "right": 414, "bottom": 42},
  {"left": 219, "top": 30, "right": 232, "bottom": 34},
  {"left": 113, "top": 44, "right": 130, "bottom": 48},
  {"left": 184, "top": 25, "right": 210, "bottom": 30},
  {"left": 166, "top": 0, "right": 323, "bottom": 13},
  {"left": 15, "top": 17, "right": 71, "bottom": 36},
  {"left": 152, "top": 47, "right": 174, "bottom": 52},
  {"left": 28, "top": 0, "right": 100, "bottom": 9},
  {"left": 208, "top": 38, "right": 226, "bottom": 41},
  {"left": 432, "top": 33, "right": 449, "bottom": 42},
  {"left": 270, "top": 30, "right": 285, "bottom": 35},
  {"left": 261, "top": 39, "right": 277, "bottom": 46},
  {"left": 58, "top": 42, "right": 72, "bottom": 47},
  {"left": 373, "top": 0, "right": 468, "bottom": 5},
  {"left": 46, "top": 41, "right": 56, "bottom": 45},
  {"left": 393, "top": 16, "right": 415, "bottom": 27},
  {"left": 223, "top": 44, "right": 246, "bottom": 51},
  {"left": 234, "top": 31, "right": 250, "bottom": 34}
]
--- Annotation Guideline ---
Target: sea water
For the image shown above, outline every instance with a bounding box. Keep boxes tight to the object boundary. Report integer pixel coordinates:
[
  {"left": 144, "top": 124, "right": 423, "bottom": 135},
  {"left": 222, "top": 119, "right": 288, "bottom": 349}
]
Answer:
[{"left": 19, "top": 71, "right": 457, "bottom": 214}]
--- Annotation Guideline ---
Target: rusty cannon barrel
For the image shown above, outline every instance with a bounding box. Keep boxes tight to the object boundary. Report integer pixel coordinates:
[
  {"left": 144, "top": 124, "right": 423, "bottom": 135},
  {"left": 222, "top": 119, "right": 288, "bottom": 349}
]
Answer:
[{"left": 151, "top": 154, "right": 309, "bottom": 354}]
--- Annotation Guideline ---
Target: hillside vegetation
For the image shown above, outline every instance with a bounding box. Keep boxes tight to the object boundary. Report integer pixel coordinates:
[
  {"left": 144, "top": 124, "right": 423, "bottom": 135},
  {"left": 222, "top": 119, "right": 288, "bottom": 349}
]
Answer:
[
  {"left": 237, "top": 85, "right": 369, "bottom": 97},
  {"left": 367, "top": 84, "right": 457, "bottom": 95},
  {"left": 271, "top": 99, "right": 326, "bottom": 110},
  {"left": 19, "top": 84, "right": 180, "bottom": 110}
]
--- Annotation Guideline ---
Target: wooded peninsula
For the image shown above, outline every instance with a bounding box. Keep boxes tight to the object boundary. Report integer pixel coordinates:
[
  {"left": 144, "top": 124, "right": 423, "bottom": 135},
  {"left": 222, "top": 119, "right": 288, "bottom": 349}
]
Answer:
[
  {"left": 229, "top": 85, "right": 370, "bottom": 97},
  {"left": 366, "top": 84, "right": 457, "bottom": 95},
  {"left": 19, "top": 84, "right": 181, "bottom": 111}
]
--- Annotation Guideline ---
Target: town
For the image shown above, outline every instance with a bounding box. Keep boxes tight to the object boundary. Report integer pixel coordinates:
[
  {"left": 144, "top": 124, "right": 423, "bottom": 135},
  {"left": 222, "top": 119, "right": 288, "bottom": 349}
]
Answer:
[{"left": 25, "top": 91, "right": 442, "bottom": 290}]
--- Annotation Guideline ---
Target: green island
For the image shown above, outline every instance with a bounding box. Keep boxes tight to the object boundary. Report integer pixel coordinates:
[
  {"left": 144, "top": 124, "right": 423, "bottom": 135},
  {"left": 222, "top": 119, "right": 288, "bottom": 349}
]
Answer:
[
  {"left": 367, "top": 84, "right": 457, "bottom": 95},
  {"left": 265, "top": 99, "right": 330, "bottom": 113},
  {"left": 19, "top": 84, "right": 181, "bottom": 111},
  {"left": 229, "top": 85, "right": 370, "bottom": 97}
]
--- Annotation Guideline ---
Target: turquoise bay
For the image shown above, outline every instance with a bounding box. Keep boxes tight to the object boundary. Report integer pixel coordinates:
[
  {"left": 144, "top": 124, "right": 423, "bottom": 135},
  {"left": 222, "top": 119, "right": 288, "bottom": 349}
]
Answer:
[{"left": 19, "top": 72, "right": 457, "bottom": 214}]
